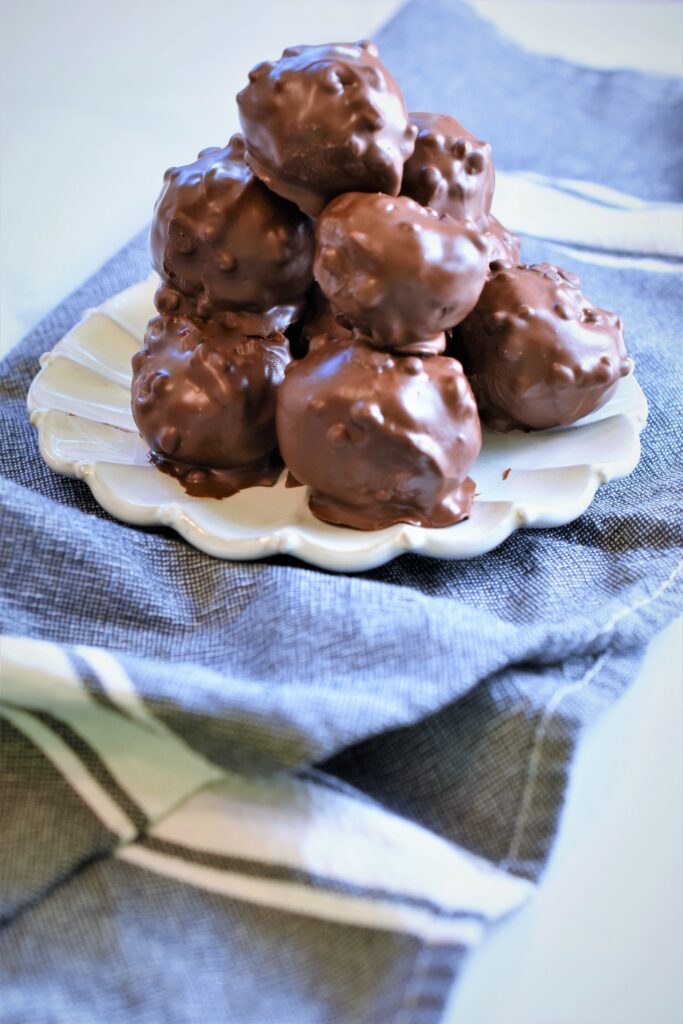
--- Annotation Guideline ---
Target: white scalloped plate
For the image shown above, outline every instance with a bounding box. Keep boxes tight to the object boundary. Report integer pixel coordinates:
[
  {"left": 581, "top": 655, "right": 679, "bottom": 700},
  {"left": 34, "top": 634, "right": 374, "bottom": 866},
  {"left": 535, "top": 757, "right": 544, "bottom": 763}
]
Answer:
[{"left": 27, "top": 275, "right": 647, "bottom": 571}]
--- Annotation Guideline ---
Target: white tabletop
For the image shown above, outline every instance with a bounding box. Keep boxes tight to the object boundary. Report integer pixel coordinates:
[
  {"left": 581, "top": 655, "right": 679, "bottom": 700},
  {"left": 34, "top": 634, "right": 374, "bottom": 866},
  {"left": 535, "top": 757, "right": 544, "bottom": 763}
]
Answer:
[{"left": 2, "top": 3, "right": 681, "bottom": 1021}]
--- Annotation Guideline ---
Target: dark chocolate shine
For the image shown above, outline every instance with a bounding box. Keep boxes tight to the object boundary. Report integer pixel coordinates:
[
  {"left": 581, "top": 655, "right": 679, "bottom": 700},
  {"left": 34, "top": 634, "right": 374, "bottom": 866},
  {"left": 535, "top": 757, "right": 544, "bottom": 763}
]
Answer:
[
  {"left": 237, "top": 41, "right": 417, "bottom": 218},
  {"left": 150, "top": 134, "right": 314, "bottom": 332},
  {"left": 131, "top": 315, "right": 289, "bottom": 497},
  {"left": 276, "top": 335, "right": 482, "bottom": 530},
  {"left": 314, "top": 192, "right": 489, "bottom": 354},
  {"left": 452, "top": 262, "right": 633, "bottom": 431},
  {"left": 401, "top": 112, "right": 495, "bottom": 224}
]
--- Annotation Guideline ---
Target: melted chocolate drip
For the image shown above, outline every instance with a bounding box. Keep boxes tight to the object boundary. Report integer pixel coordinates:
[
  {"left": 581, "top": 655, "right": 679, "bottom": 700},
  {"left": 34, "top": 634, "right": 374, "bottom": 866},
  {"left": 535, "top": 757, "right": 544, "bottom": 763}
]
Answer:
[{"left": 149, "top": 451, "right": 283, "bottom": 499}]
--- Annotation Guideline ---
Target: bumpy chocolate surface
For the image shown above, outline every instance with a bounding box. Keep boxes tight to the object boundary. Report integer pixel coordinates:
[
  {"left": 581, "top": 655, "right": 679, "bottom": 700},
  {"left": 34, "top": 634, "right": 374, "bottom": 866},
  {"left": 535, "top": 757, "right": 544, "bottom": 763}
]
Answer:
[
  {"left": 315, "top": 192, "right": 489, "bottom": 353},
  {"left": 276, "top": 336, "right": 481, "bottom": 530},
  {"left": 400, "top": 113, "right": 519, "bottom": 268},
  {"left": 401, "top": 112, "right": 495, "bottom": 224},
  {"left": 237, "top": 41, "right": 417, "bottom": 217},
  {"left": 131, "top": 315, "right": 289, "bottom": 497},
  {"left": 150, "top": 134, "right": 314, "bottom": 333},
  {"left": 452, "top": 262, "right": 632, "bottom": 431},
  {"left": 482, "top": 215, "right": 521, "bottom": 266}
]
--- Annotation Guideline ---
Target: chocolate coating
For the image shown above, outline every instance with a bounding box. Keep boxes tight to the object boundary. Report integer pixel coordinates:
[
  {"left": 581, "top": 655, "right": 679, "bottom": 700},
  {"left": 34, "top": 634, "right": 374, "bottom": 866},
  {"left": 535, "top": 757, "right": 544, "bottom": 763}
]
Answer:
[
  {"left": 398, "top": 113, "right": 519, "bottom": 269},
  {"left": 237, "top": 41, "right": 417, "bottom": 218},
  {"left": 300, "top": 285, "right": 354, "bottom": 349},
  {"left": 315, "top": 192, "right": 489, "bottom": 353},
  {"left": 131, "top": 315, "right": 289, "bottom": 497},
  {"left": 452, "top": 262, "right": 632, "bottom": 431},
  {"left": 482, "top": 215, "right": 521, "bottom": 266},
  {"left": 276, "top": 336, "right": 481, "bottom": 530},
  {"left": 150, "top": 134, "right": 314, "bottom": 332},
  {"left": 401, "top": 112, "right": 495, "bottom": 224}
]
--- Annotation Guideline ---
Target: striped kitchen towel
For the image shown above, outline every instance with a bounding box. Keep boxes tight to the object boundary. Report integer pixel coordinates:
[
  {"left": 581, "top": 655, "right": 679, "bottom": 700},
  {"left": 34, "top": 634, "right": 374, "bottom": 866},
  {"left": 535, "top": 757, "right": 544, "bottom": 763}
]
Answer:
[{"left": 1, "top": 2, "right": 682, "bottom": 1022}]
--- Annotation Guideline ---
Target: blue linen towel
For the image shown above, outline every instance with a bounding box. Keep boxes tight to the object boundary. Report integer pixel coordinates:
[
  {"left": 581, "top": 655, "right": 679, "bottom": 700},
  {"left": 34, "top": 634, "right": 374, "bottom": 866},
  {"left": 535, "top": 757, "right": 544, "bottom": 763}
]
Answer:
[{"left": 1, "top": 2, "right": 682, "bottom": 1021}]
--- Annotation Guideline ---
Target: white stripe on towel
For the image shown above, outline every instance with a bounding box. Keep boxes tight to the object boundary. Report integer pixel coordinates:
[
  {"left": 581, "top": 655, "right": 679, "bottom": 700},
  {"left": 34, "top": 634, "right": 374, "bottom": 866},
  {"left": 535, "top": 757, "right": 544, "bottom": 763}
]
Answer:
[
  {"left": 494, "top": 172, "right": 683, "bottom": 258},
  {"left": 1, "top": 633, "right": 532, "bottom": 936},
  {"left": 1, "top": 704, "right": 135, "bottom": 840},
  {"left": 145, "top": 775, "right": 533, "bottom": 922},
  {"left": 0, "top": 635, "right": 223, "bottom": 819},
  {"left": 119, "top": 842, "right": 487, "bottom": 945}
]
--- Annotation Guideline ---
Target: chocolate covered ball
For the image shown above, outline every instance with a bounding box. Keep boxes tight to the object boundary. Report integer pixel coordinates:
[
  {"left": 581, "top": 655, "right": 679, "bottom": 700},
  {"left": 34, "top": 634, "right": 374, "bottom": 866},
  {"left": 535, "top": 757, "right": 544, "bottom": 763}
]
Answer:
[
  {"left": 401, "top": 112, "right": 495, "bottom": 224},
  {"left": 314, "top": 192, "right": 489, "bottom": 353},
  {"left": 452, "top": 262, "right": 632, "bottom": 431},
  {"left": 482, "top": 215, "right": 521, "bottom": 266},
  {"left": 237, "top": 40, "right": 417, "bottom": 218},
  {"left": 131, "top": 315, "right": 289, "bottom": 497},
  {"left": 276, "top": 336, "right": 481, "bottom": 530},
  {"left": 150, "top": 134, "right": 314, "bottom": 333}
]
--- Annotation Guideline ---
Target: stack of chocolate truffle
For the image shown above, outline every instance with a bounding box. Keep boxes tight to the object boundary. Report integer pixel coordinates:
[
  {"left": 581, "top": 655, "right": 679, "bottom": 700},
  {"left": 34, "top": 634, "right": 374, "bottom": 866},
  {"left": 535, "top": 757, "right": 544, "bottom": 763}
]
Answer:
[{"left": 131, "top": 39, "right": 632, "bottom": 528}]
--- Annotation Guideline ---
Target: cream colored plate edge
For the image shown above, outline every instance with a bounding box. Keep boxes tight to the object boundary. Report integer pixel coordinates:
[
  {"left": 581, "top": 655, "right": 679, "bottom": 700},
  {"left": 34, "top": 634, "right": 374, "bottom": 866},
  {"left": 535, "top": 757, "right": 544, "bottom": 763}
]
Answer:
[{"left": 27, "top": 275, "right": 648, "bottom": 571}]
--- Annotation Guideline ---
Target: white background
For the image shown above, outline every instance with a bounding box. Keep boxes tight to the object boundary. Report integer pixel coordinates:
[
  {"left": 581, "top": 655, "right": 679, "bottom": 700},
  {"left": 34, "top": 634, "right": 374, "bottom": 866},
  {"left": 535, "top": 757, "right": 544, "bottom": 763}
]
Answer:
[{"left": 2, "top": 3, "right": 681, "bottom": 1022}]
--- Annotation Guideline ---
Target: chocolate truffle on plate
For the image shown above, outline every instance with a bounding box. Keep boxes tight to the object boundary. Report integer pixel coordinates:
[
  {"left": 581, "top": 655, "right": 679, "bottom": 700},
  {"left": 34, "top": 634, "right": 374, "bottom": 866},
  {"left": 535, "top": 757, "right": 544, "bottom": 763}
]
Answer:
[
  {"left": 452, "top": 262, "right": 633, "bottom": 431},
  {"left": 150, "top": 134, "right": 314, "bottom": 333},
  {"left": 237, "top": 40, "right": 417, "bottom": 217},
  {"left": 131, "top": 315, "right": 289, "bottom": 497},
  {"left": 401, "top": 112, "right": 495, "bottom": 224},
  {"left": 315, "top": 192, "right": 489, "bottom": 354},
  {"left": 276, "top": 336, "right": 482, "bottom": 530}
]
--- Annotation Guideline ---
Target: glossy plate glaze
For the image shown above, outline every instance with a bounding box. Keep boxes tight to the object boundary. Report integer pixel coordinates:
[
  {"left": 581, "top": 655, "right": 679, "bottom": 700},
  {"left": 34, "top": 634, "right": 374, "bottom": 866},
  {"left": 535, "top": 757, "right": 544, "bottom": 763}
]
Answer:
[{"left": 27, "top": 276, "right": 647, "bottom": 571}]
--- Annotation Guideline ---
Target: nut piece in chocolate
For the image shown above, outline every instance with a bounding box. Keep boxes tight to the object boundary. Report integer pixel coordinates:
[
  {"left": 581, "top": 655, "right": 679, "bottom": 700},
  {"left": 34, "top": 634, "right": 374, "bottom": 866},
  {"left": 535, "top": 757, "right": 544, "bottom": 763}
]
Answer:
[
  {"left": 401, "top": 112, "right": 495, "bottom": 225},
  {"left": 276, "top": 336, "right": 482, "bottom": 530},
  {"left": 237, "top": 40, "right": 417, "bottom": 217},
  {"left": 315, "top": 192, "right": 489, "bottom": 353},
  {"left": 452, "top": 262, "right": 633, "bottom": 431},
  {"left": 150, "top": 134, "right": 314, "bottom": 333},
  {"left": 131, "top": 315, "right": 289, "bottom": 497}
]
